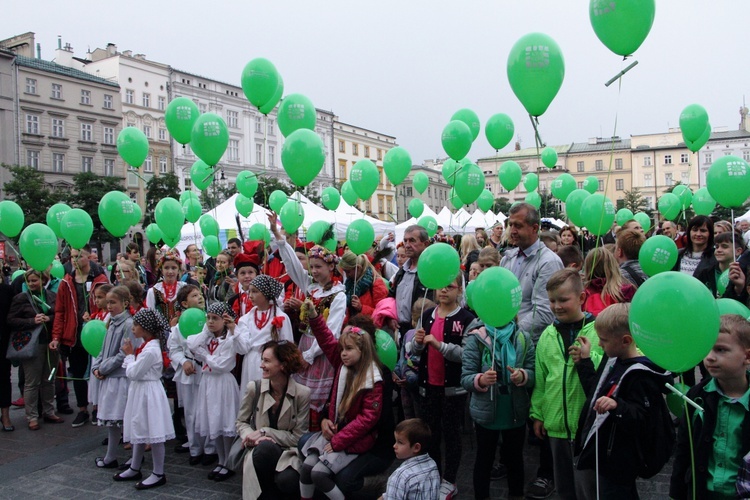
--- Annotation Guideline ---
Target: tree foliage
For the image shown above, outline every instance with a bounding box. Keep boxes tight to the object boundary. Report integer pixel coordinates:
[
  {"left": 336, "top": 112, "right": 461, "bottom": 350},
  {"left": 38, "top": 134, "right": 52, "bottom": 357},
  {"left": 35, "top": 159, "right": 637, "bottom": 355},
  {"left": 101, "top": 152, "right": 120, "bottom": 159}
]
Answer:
[
  {"left": 493, "top": 196, "right": 512, "bottom": 215},
  {"left": 2, "top": 164, "right": 64, "bottom": 228},
  {"left": 621, "top": 188, "right": 651, "bottom": 215},
  {"left": 253, "top": 175, "right": 321, "bottom": 208},
  {"left": 144, "top": 173, "right": 181, "bottom": 226},
  {"left": 70, "top": 172, "right": 125, "bottom": 254}
]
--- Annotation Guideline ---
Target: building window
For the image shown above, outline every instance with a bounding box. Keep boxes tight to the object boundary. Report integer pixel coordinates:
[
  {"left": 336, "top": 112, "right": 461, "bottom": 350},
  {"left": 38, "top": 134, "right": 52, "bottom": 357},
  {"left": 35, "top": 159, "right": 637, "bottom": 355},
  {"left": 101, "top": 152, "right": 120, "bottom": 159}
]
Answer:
[
  {"left": 680, "top": 153, "right": 689, "bottom": 164},
  {"left": 704, "top": 153, "right": 712, "bottom": 164},
  {"left": 158, "top": 96, "right": 166, "bottom": 111},
  {"left": 744, "top": 151, "right": 750, "bottom": 162},
  {"left": 387, "top": 197, "right": 392, "bottom": 214},
  {"left": 405, "top": 187, "right": 413, "bottom": 197},
  {"left": 577, "top": 181, "right": 583, "bottom": 189},
  {"left": 378, "top": 149, "right": 383, "bottom": 161},
  {"left": 681, "top": 171, "right": 689, "bottom": 184},
  {"left": 353, "top": 143, "right": 359, "bottom": 156},
  {"left": 26, "top": 150, "right": 40, "bottom": 170},
  {"left": 104, "top": 158, "right": 115, "bottom": 177},
  {"left": 81, "top": 90, "right": 91, "bottom": 105},
  {"left": 255, "top": 143, "right": 263, "bottom": 164},
  {"left": 199, "top": 103, "right": 207, "bottom": 114},
  {"left": 255, "top": 116, "right": 262, "bottom": 133},
  {"left": 665, "top": 172, "right": 673, "bottom": 185},
  {"left": 125, "top": 89, "right": 134, "bottom": 104},
  {"left": 595, "top": 160, "right": 603, "bottom": 171},
  {"left": 228, "top": 139, "right": 239, "bottom": 161},
  {"left": 615, "top": 158, "right": 623, "bottom": 170},
  {"left": 598, "top": 180, "right": 604, "bottom": 191},
  {"left": 103, "top": 94, "right": 113, "bottom": 109},
  {"left": 364, "top": 146, "right": 370, "bottom": 158},
  {"left": 143, "top": 156, "right": 153, "bottom": 172},
  {"left": 643, "top": 156, "right": 652, "bottom": 167},
  {"left": 104, "top": 126, "right": 115, "bottom": 144},
  {"left": 616, "top": 179, "right": 624, "bottom": 190},
  {"left": 25, "top": 78, "right": 37, "bottom": 94},
  {"left": 81, "top": 156, "right": 93, "bottom": 173},
  {"left": 268, "top": 145, "right": 275, "bottom": 167},
  {"left": 52, "top": 118, "right": 65, "bottom": 138},
  {"left": 644, "top": 173, "right": 653, "bottom": 187},
  {"left": 577, "top": 161, "right": 584, "bottom": 172},
  {"left": 51, "top": 83, "right": 62, "bottom": 99},
  {"left": 80, "top": 123, "right": 93, "bottom": 142},
  {"left": 339, "top": 161, "right": 347, "bottom": 180},
  {"left": 53, "top": 153, "right": 65, "bottom": 173},
  {"left": 226, "top": 110, "right": 239, "bottom": 128},
  {"left": 267, "top": 118, "right": 274, "bottom": 135},
  {"left": 664, "top": 154, "right": 672, "bottom": 165},
  {"left": 143, "top": 125, "right": 151, "bottom": 138},
  {"left": 427, "top": 187, "right": 431, "bottom": 197},
  {"left": 159, "top": 156, "right": 167, "bottom": 173},
  {"left": 142, "top": 93, "right": 150, "bottom": 108},
  {"left": 25, "top": 114, "right": 39, "bottom": 135},
  {"left": 128, "top": 172, "right": 139, "bottom": 187},
  {"left": 158, "top": 128, "right": 166, "bottom": 141},
  {"left": 129, "top": 192, "right": 138, "bottom": 204},
  {"left": 378, "top": 196, "right": 383, "bottom": 213},
  {"left": 338, "top": 140, "right": 345, "bottom": 153}
]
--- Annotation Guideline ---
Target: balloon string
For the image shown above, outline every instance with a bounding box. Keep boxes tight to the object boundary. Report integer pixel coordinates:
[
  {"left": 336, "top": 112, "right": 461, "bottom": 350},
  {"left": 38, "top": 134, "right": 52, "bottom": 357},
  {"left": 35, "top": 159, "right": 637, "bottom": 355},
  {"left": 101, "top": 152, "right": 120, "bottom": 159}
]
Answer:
[
  {"left": 732, "top": 209, "right": 738, "bottom": 262},
  {"left": 128, "top": 167, "right": 148, "bottom": 184}
]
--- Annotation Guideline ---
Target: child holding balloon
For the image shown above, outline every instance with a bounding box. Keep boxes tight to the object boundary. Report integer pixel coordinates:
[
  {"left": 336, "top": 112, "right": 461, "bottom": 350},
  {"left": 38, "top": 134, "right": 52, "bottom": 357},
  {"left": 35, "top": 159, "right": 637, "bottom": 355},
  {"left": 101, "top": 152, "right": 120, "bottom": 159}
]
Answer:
[
  {"left": 87, "top": 282, "right": 113, "bottom": 425},
  {"left": 146, "top": 250, "right": 186, "bottom": 325}
]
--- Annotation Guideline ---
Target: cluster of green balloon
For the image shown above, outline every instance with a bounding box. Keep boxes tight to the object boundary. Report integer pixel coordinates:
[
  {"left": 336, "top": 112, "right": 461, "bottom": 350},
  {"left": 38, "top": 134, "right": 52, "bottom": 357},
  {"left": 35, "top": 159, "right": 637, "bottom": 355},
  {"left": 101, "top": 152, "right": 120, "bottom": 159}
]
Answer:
[
  {"left": 634, "top": 212, "right": 652, "bottom": 233},
  {"left": 418, "top": 215, "right": 439, "bottom": 238},
  {"left": 707, "top": 156, "right": 750, "bottom": 208},
  {"left": 0, "top": 200, "right": 24, "bottom": 237},
  {"left": 673, "top": 185, "right": 693, "bottom": 208},
  {"left": 383, "top": 147, "right": 412, "bottom": 186},
  {"left": 685, "top": 122, "right": 711, "bottom": 153},
  {"left": 477, "top": 189, "right": 494, "bottom": 212},
  {"left": 268, "top": 190, "right": 288, "bottom": 213},
  {"left": 180, "top": 191, "right": 201, "bottom": 223},
  {"left": 525, "top": 191, "right": 541, "bottom": 210},
  {"left": 346, "top": 219, "right": 375, "bottom": 255},
  {"left": 680, "top": 104, "right": 709, "bottom": 146},
  {"left": 507, "top": 32, "right": 565, "bottom": 117},
  {"left": 417, "top": 243, "right": 460, "bottom": 290},
  {"left": 615, "top": 208, "right": 634, "bottom": 226},
  {"left": 146, "top": 223, "right": 163, "bottom": 244},
  {"left": 203, "top": 235, "right": 221, "bottom": 258},
  {"left": 580, "top": 194, "right": 616, "bottom": 236},
  {"left": 165, "top": 97, "right": 200, "bottom": 145},
  {"left": 99, "top": 191, "right": 141, "bottom": 237},
  {"left": 541, "top": 147, "right": 557, "bottom": 168},
  {"left": 235, "top": 194, "right": 254, "bottom": 218},
  {"left": 278, "top": 94, "right": 316, "bottom": 138},
  {"left": 692, "top": 188, "right": 716, "bottom": 216},
  {"left": 341, "top": 181, "right": 358, "bottom": 207},
  {"left": 582, "top": 176, "right": 598, "bottom": 194},
  {"left": 413, "top": 172, "right": 429, "bottom": 195},
  {"left": 550, "top": 174, "right": 576, "bottom": 202},
  {"left": 241, "top": 58, "right": 283, "bottom": 112},
  {"left": 639, "top": 235, "right": 678, "bottom": 277},
  {"left": 190, "top": 160, "right": 214, "bottom": 191},
  {"left": 657, "top": 193, "right": 681, "bottom": 221},
  {"left": 60, "top": 209, "right": 93, "bottom": 249},
  {"left": 589, "top": 0, "right": 655, "bottom": 57},
  {"left": 191, "top": 114, "right": 229, "bottom": 167},
  {"left": 351, "top": 160, "right": 380, "bottom": 200},
  {"left": 46, "top": 203, "right": 70, "bottom": 238},
  {"left": 199, "top": 214, "right": 219, "bottom": 238},
  {"left": 81, "top": 319, "right": 107, "bottom": 356},
  {"left": 321, "top": 187, "right": 341, "bottom": 210},
  {"left": 306, "top": 220, "right": 337, "bottom": 252},
  {"left": 408, "top": 198, "right": 424, "bottom": 218},
  {"left": 469, "top": 267, "right": 522, "bottom": 327},
  {"left": 629, "top": 271, "right": 719, "bottom": 372},
  {"left": 452, "top": 109, "right": 480, "bottom": 141},
  {"left": 499, "top": 161, "right": 522, "bottom": 191},
  {"left": 448, "top": 188, "right": 463, "bottom": 210},
  {"left": 19, "top": 223, "right": 58, "bottom": 271},
  {"left": 179, "top": 308, "right": 207, "bottom": 338},
  {"left": 280, "top": 199, "right": 305, "bottom": 233},
  {"left": 155, "top": 198, "right": 185, "bottom": 246},
  {"left": 236, "top": 171, "right": 259, "bottom": 199},
  {"left": 441, "top": 120, "right": 472, "bottom": 161},
  {"left": 455, "top": 163, "right": 485, "bottom": 204},
  {"left": 442, "top": 159, "right": 458, "bottom": 187},
  {"left": 281, "top": 129, "right": 326, "bottom": 187},
  {"left": 524, "top": 173, "right": 538, "bottom": 192},
  {"left": 485, "top": 114, "right": 514, "bottom": 150},
  {"left": 374, "top": 330, "right": 397, "bottom": 371},
  {"left": 248, "top": 223, "right": 270, "bottom": 245},
  {"left": 117, "top": 128, "right": 149, "bottom": 168},
  {"left": 717, "top": 298, "right": 750, "bottom": 318},
  {"left": 565, "top": 189, "right": 591, "bottom": 227}
]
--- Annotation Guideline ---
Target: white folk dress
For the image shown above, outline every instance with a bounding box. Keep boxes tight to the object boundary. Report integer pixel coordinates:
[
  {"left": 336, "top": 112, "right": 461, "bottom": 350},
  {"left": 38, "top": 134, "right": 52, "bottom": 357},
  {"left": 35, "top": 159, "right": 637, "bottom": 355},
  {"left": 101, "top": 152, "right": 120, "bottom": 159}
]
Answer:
[
  {"left": 167, "top": 325, "right": 203, "bottom": 402},
  {"left": 94, "top": 311, "right": 136, "bottom": 426},
  {"left": 122, "top": 339, "right": 176, "bottom": 444}
]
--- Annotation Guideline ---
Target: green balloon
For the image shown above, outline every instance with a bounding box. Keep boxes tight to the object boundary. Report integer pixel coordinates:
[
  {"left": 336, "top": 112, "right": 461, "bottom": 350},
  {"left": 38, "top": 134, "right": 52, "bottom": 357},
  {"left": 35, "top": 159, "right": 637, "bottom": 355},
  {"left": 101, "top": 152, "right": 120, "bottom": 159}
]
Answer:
[
  {"left": 455, "top": 163, "right": 485, "bottom": 205},
  {"left": 589, "top": 0, "right": 655, "bottom": 57},
  {"left": 583, "top": 176, "right": 599, "bottom": 194},
  {"left": 19, "top": 223, "right": 57, "bottom": 271},
  {"left": 307, "top": 221, "right": 334, "bottom": 246},
  {"left": 541, "top": 147, "right": 558, "bottom": 168},
  {"left": 692, "top": 187, "right": 716, "bottom": 216},
  {"left": 629, "top": 271, "right": 719, "bottom": 372},
  {"left": 408, "top": 198, "right": 424, "bottom": 218},
  {"left": 236, "top": 171, "right": 259, "bottom": 198},
  {"left": 413, "top": 171, "right": 429, "bottom": 195},
  {"left": 524, "top": 173, "right": 539, "bottom": 193},
  {"left": 507, "top": 32, "right": 565, "bottom": 117},
  {"left": 117, "top": 127, "right": 149, "bottom": 168},
  {"left": 164, "top": 97, "right": 200, "bottom": 145},
  {"left": 375, "top": 330, "right": 397, "bottom": 371},
  {"left": 81, "top": 319, "right": 107, "bottom": 357},
  {"left": 130, "top": 202, "right": 142, "bottom": 226},
  {"left": 485, "top": 113, "right": 514, "bottom": 150},
  {"left": 163, "top": 233, "right": 181, "bottom": 249},
  {"left": 565, "top": 189, "right": 591, "bottom": 227},
  {"left": 383, "top": 147, "right": 412, "bottom": 186},
  {"left": 241, "top": 58, "right": 281, "bottom": 109},
  {"left": 155, "top": 198, "right": 185, "bottom": 239},
  {"left": 666, "top": 382, "right": 690, "bottom": 418},
  {"left": 717, "top": 298, "right": 750, "bottom": 318},
  {"left": 707, "top": 155, "right": 750, "bottom": 208},
  {"left": 280, "top": 200, "right": 305, "bottom": 233},
  {"left": 346, "top": 219, "right": 375, "bottom": 255},
  {"left": 472, "top": 267, "right": 522, "bottom": 327},
  {"left": 0, "top": 200, "right": 24, "bottom": 238},
  {"left": 60, "top": 209, "right": 93, "bottom": 250},
  {"left": 615, "top": 208, "right": 634, "bottom": 227},
  {"left": 190, "top": 113, "right": 229, "bottom": 167},
  {"left": 717, "top": 269, "right": 730, "bottom": 297},
  {"left": 98, "top": 191, "right": 133, "bottom": 237},
  {"left": 442, "top": 159, "right": 459, "bottom": 187},
  {"left": 281, "top": 128, "right": 325, "bottom": 187},
  {"left": 235, "top": 194, "right": 255, "bottom": 217},
  {"left": 190, "top": 160, "right": 214, "bottom": 191},
  {"left": 179, "top": 308, "right": 207, "bottom": 338},
  {"left": 182, "top": 198, "right": 203, "bottom": 224},
  {"left": 198, "top": 214, "right": 219, "bottom": 238},
  {"left": 418, "top": 216, "right": 439, "bottom": 238},
  {"left": 680, "top": 104, "right": 709, "bottom": 143},
  {"left": 46, "top": 203, "right": 71, "bottom": 239},
  {"left": 321, "top": 187, "right": 341, "bottom": 211},
  {"left": 525, "top": 191, "right": 542, "bottom": 210},
  {"left": 580, "top": 194, "right": 616, "bottom": 236},
  {"left": 248, "top": 223, "right": 270, "bottom": 244},
  {"left": 258, "top": 77, "right": 284, "bottom": 115},
  {"left": 638, "top": 235, "right": 678, "bottom": 277},
  {"left": 551, "top": 174, "right": 577, "bottom": 202},
  {"left": 203, "top": 235, "right": 221, "bottom": 258},
  {"left": 465, "top": 280, "right": 476, "bottom": 310},
  {"left": 350, "top": 159, "right": 380, "bottom": 200},
  {"left": 441, "top": 120, "right": 472, "bottom": 161},
  {"left": 658, "top": 193, "right": 681, "bottom": 221},
  {"left": 477, "top": 189, "right": 494, "bottom": 212},
  {"left": 269, "top": 190, "right": 288, "bottom": 213},
  {"left": 499, "top": 161, "right": 522, "bottom": 191},
  {"left": 449, "top": 188, "right": 463, "bottom": 210},
  {"left": 145, "top": 223, "right": 163, "bottom": 244},
  {"left": 686, "top": 122, "right": 711, "bottom": 153},
  {"left": 634, "top": 212, "right": 652, "bottom": 233},
  {"left": 179, "top": 191, "right": 199, "bottom": 204},
  {"left": 417, "top": 243, "right": 461, "bottom": 290},
  {"left": 672, "top": 185, "right": 693, "bottom": 208},
  {"left": 451, "top": 108, "right": 480, "bottom": 141},
  {"left": 12, "top": 269, "right": 24, "bottom": 281},
  {"left": 277, "top": 93, "right": 317, "bottom": 138},
  {"left": 50, "top": 259, "right": 65, "bottom": 279},
  {"left": 341, "top": 181, "right": 358, "bottom": 206}
]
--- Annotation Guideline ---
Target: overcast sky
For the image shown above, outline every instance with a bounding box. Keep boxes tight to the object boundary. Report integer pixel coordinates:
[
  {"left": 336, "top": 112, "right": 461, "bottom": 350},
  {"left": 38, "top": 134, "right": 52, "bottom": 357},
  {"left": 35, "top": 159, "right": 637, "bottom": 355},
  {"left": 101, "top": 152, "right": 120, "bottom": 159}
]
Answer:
[{"left": 4, "top": 1, "right": 749, "bottom": 164}]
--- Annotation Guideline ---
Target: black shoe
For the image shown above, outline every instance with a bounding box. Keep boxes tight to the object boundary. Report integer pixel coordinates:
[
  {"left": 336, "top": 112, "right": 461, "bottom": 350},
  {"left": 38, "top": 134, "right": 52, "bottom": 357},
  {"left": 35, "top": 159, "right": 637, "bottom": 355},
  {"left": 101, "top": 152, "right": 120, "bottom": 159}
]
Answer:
[
  {"left": 201, "top": 453, "right": 218, "bottom": 466},
  {"left": 135, "top": 473, "right": 166, "bottom": 490},
  {"left": 57, "top": 405, "right": 74, "bottom": 415},
  {"left": 174, "top": 443, "right": 190, "bottom": 453},
  {"left": 214, "top": 467, "right": 235, "bottom": 482},
  {"left": 491, "top": 463, "right": 508, "bottom": 480},
  {"left": 118, "top": 460, "right": 132, "bottom": 471},
  {"left": 102, "top": 437, "right": 108, "bottom": 446},
  {"left": 71, "top": 411, "right": 89, "bottom": 428},
  {"left": 95, "top": 457, "right": 119, "bottom": 469},
  {"left": 189, "top": 454, "right": 204, "bottom": 466},
  {"left": 113, "top": 468, "right": 142, "bottom": 482},
  {"left": 91, "top": 409, "right": 97, "bottom": 424},
  {"left": 207, "top": 466, "right": 222, "bottom": 480}
]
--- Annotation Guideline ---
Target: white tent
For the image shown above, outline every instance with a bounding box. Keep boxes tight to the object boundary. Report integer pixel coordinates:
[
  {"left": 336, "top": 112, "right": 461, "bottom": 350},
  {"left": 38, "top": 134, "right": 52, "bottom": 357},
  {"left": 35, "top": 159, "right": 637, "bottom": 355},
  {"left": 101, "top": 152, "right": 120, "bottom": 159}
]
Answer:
[
  {"left": 465, "top": 210, "right": 498, "bottom": 233},
  {"left": 332, "top": 201, "right": 396, "bottom": 239},
  {"left": 393, "top": 205, "right": 440, "bottom": 242}
]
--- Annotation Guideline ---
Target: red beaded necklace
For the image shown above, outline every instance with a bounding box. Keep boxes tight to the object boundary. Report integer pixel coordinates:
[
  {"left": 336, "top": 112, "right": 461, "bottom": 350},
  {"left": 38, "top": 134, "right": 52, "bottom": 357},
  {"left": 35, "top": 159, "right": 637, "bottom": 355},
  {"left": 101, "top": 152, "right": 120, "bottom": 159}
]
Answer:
[{"left": 254, "top": 305, "right": 275, "bottom": 330}]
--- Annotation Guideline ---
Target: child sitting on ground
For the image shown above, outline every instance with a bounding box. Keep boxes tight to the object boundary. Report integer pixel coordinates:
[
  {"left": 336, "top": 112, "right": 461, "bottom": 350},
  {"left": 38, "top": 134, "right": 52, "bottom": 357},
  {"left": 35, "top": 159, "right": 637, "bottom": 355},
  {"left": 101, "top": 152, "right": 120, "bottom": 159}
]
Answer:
[{"left": 380, "top": 418, "right": 440, "bottom": 500}]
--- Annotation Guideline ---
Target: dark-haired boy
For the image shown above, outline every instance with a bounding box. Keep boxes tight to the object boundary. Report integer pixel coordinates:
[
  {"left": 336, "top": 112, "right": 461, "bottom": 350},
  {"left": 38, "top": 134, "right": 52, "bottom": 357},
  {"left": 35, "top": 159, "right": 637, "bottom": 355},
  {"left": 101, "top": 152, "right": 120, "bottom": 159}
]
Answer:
[{"left": 381, "top": 418, "right": 440, "bottom": 500}]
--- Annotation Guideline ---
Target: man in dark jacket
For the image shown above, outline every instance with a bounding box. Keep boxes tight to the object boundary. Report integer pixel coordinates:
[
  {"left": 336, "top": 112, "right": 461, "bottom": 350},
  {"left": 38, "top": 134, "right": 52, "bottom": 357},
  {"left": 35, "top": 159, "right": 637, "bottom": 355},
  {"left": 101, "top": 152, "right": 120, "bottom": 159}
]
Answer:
[{"left": 389, "top": 225, "right": 433, "bottom": 335}]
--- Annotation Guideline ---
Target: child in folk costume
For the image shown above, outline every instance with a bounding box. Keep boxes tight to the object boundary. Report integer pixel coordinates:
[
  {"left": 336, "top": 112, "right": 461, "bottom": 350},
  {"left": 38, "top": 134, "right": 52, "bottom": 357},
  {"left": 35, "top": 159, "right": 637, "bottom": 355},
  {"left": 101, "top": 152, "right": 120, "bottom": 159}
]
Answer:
[
  {"left": 146, "top": 249, "right": 187, "bottom": 325},
  {"left": 228, "top": 252, "right": 261, "bottom": 318},
  {"left": 186, "top": 302, "right": 241, "bottom": 482},
  {"left": 207, "top": 251, "right": 236, "bottom": 306},
  {"left": 235, "top": 275, "right": 294, "bottom": 398},
  {"left": 87, "top": 282, "right": 113, "bottom": 425},
  {"left": 270, "top": 213, "right": 346, "bottom": 432},
  {"left": 93, "top": 286, "right": 136, "bottom": 469},
  {"left": 115, "top": 309, "right": 175, "bottom": 490}
]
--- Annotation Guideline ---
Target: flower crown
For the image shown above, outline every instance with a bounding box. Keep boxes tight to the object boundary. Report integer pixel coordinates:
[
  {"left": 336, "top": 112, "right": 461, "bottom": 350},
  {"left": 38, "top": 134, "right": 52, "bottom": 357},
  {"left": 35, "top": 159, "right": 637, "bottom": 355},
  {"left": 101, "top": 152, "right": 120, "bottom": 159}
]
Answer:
[
  {"left": 158, "top": 249, "right": 183, "bottom": 270},
  {"left": 308, "top": 245, "right": 339, "bottom": 265}
]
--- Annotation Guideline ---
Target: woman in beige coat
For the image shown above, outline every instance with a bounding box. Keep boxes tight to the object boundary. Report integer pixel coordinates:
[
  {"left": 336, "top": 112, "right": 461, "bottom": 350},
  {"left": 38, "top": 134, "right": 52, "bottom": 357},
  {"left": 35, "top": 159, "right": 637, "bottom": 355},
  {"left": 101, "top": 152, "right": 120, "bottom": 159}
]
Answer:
[{"left": 236, "top": 340, "right": 310, "bottom": 499}]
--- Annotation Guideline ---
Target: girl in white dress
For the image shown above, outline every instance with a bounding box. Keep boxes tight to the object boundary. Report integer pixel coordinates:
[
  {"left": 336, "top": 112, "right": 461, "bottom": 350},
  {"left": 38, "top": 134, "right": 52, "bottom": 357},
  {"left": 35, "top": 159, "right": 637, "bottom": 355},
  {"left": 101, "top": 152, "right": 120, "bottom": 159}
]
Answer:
[
  {"left": 235, "top": 275, "right": 294, "bottom": 398},
  {"left": 187, "top": 302, "right": 241, "bottom": 482},
  {"left": 115, "top": 309, "right": 175, "bottom": 490},
  {"left": 92, "top": 286, "right": 135, "bottom": 469},
  {"left": 87, "top": 282, "right": 113, "bottom": 425},
  {"left": 146, "top": 249, "right": 187, "bottom": 324}
]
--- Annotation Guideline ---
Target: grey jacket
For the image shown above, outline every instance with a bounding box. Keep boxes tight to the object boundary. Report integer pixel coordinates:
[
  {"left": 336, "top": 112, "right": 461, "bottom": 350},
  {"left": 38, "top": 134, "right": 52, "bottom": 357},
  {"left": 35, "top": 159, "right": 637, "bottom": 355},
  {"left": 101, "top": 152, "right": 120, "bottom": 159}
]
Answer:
[{"left": 92, "top": 311, "right": 136, "bottom": 378}]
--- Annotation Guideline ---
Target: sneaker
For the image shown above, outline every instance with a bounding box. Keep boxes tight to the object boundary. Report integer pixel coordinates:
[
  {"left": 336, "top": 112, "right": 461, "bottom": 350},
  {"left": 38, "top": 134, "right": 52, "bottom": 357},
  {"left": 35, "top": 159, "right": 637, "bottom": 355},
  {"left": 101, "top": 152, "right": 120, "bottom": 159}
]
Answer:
[
  {"left": 526, "top": 477, "right": 555, "bottom": 499},
  {"left": 11, "top": 397, "right": 24, "bottom": 407},
  {"left": 91, "top": 409, "right": 98, "bottom": 425},
  {"left": 491, "top": 462, "right": 508, "bottom": 480},
  {"left": 71, "top": 411, "right": 89, "bottom": 428},
  {"left": 57, "top": 405, "right": 74, "bottom": 415},
  {"left": 439, "top": 479, "right": 457, "bottom": 500}
]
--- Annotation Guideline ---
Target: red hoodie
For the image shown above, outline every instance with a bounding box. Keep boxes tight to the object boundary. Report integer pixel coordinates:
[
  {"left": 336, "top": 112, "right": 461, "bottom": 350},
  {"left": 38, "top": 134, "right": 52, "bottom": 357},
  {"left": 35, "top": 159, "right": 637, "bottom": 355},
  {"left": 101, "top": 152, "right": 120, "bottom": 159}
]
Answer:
[{"left": 52, "top": 272, "right": 109, "bottom": 347}]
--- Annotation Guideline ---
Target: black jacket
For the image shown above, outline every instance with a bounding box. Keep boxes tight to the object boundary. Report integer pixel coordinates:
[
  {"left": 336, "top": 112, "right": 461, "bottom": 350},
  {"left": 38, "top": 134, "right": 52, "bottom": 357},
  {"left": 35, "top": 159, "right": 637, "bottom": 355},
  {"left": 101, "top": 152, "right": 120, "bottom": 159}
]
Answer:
[
  {"left": 388, "top": 264, "right": 434, "bottom": 327},
  {"left": 673, "top": 247, "right": 717, "bottom": 279},
  {"left": 416, "top": 306, "right": 475, "bottom": 389}
]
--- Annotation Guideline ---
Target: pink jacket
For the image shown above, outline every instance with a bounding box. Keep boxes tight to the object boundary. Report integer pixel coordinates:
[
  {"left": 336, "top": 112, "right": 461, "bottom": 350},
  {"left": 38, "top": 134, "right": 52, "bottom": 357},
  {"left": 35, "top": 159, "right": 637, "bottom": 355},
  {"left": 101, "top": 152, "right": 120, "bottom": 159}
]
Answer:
[{"left": 371, "top": 297, "right": 398, "bottom": 329}]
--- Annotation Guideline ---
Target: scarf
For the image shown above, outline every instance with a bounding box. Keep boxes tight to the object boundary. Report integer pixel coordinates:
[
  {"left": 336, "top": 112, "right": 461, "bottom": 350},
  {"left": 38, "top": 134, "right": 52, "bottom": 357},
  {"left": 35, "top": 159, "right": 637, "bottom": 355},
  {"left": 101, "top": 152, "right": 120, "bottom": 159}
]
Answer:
[
  {"left": 483, "top": 322, "right": 517, "bottom": 385},
  {"left": 344, "top": 267, "right": 374, "bottom": 305}
]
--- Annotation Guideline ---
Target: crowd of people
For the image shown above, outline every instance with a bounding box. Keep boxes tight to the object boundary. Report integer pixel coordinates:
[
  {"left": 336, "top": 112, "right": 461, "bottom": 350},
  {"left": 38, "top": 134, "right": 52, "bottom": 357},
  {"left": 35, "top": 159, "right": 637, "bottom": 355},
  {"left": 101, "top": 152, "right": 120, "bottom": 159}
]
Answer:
[{"left": 1, "top": 202, "right": 750, "bottom": 499}]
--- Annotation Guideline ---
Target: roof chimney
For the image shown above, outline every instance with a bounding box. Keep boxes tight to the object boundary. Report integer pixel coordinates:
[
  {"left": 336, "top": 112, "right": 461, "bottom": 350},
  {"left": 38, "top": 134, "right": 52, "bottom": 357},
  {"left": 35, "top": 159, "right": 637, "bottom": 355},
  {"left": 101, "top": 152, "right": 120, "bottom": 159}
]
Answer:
[
  {"left": 36, "top": 42, "right": 41, "bottom": 59},
  {"left": 106, "top": 43, "right": 117, "bottom": 56}
]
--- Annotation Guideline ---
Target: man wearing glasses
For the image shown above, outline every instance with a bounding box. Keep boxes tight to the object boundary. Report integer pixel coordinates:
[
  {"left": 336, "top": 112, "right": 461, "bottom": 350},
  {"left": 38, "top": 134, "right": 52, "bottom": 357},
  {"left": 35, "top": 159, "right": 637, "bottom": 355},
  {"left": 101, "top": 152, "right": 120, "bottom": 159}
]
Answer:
[{"left": 389, "top": 225, "right": 434, "bottom": 335}]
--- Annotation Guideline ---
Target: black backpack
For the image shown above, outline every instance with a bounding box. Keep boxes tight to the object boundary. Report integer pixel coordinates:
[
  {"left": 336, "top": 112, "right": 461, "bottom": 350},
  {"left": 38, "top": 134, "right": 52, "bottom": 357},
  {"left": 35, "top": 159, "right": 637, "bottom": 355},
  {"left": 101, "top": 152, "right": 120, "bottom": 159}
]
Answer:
[{"left": 633, "top": 383, "right": 675, "bottom": 478}]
